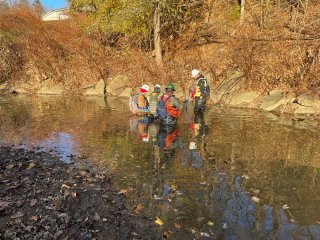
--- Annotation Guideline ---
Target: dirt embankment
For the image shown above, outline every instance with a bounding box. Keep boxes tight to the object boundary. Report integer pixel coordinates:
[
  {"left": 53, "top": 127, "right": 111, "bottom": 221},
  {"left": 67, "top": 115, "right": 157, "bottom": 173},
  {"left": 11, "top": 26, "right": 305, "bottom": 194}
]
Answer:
[{"left": 0, "top": 146, "right": 158, "bottom": 240}]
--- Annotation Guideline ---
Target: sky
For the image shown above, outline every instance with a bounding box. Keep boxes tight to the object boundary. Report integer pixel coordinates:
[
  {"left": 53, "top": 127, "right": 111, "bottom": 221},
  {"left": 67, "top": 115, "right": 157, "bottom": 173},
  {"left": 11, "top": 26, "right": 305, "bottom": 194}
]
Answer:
[{"left": 39, "top": 0, "right": 68, "bottom": 10}]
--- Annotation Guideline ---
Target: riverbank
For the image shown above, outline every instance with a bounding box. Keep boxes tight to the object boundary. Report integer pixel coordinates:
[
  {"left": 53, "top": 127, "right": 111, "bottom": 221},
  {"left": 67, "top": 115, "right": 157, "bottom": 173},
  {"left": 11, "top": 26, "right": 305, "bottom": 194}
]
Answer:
[
  {"left": 1, "top": 5, "right": 319, "bottom": 105},
  {"left": 3, "top": 71, "right": 320, "bottom": 117},
  {"left": 103, "top": 71, "right": 320, "bottom": 116},
  {"left": 0, "top": 145, "right": 158, "bottom": 239}
]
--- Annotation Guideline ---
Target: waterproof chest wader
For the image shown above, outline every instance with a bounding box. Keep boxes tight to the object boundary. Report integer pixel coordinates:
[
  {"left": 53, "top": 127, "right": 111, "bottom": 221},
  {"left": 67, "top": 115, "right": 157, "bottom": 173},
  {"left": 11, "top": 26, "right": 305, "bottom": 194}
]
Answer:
[{"left": 194, "top": 78, "right": 209, "bottom": 112}]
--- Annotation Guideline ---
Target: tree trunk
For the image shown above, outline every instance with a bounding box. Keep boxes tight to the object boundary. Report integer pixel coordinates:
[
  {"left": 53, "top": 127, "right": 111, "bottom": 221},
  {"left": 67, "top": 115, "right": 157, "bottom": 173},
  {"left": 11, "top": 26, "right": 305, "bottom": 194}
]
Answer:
[
  {"left": 154, "top": 1, "right": 163, "bottom": 68},
  {"left": 240, "top": 0, "right": 245, "bottom": 25}
]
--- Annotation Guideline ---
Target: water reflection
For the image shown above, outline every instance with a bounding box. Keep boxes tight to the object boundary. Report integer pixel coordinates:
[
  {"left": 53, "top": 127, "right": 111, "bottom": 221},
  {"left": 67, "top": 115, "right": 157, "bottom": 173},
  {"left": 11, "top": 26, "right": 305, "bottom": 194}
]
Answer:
[
  {"left": 211, "top": 175, "right": 255, "bottom": 239},
  {"left": 39, "top": 132, "right": 77, "bottom": 163},
  {"left": 1, "top": 95, "right": 320, "bottom": 239},
  {"left": 183, "top": 111, "right": 209, "bottom": 169}
]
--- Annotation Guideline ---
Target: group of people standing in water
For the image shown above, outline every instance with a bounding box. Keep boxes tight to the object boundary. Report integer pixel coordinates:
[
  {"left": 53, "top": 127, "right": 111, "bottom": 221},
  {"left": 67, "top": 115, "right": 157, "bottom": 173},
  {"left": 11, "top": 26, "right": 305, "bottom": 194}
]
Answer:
[
  {"left": 129, "top": 69, "right": 210, "bottom": 125},
  {"left": 129, "top": 69, "right": 211, "bottom": 166}
]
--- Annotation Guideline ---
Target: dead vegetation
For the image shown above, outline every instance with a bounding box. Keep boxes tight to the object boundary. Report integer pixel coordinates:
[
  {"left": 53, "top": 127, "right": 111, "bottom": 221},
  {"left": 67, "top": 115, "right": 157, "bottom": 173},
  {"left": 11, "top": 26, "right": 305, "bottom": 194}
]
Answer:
[{"left": 0, "top": 1, "right": 320, "bottom": 95}]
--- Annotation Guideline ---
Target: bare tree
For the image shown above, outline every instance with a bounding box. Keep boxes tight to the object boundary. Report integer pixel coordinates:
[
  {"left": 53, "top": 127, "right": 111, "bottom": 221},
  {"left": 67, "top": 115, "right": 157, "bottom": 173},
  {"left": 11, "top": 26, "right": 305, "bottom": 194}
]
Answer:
[
  {"left": 154, "top": 0, "right": 163, "bottom": 68},
  {"left": 32, "top": 0, "right": 44, "bottom": 17},
  {"left": 240, "top": 0, "right": 245, "bottom": 25}
]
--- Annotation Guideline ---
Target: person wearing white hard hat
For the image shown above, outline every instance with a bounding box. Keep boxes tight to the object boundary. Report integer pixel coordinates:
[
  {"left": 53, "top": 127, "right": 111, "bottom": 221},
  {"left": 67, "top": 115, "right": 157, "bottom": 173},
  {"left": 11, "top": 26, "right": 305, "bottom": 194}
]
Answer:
[{"left": 189, "top": 69, "right": 210, "bottom": 112}]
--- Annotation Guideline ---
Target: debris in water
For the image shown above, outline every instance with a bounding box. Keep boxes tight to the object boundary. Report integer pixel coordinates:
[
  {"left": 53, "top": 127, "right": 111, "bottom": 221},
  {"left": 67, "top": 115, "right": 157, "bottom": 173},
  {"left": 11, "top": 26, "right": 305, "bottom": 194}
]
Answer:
[
  {"left": 197, "top": 217, "right": 205, "bottom": 222},
  {"left": 201, "top": 232, "right": 210, "bottom": 237},
  {"left": 163, "top": 230, "right": 172, "bottom": 238},
  {"left": 155, "top": 217, "right": 163, "bottom": 226},
  {"left": 251, "top": 196, "right": 260, "bottom": 202},
  {"left": 207, "top": 221, "right": 214, "bottom": 226},
  {"left": 174, "top": 223, "right": 181, "bottom": 229},
  {"left": 282, "top": 204, "right": 289, "bottom": 209},
  {"left": 117, "top": 189, "right": 128, "bottom": 195},
  {"left": 134, "top": 203, "right": 143, "bottom": 213}
]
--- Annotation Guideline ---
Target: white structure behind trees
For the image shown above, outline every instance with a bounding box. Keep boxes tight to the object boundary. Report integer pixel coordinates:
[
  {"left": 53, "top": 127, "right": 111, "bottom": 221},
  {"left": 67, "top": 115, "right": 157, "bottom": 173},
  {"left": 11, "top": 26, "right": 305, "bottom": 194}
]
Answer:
[{"left": 41, "top": 8, "right": 69, "bottom": 21}]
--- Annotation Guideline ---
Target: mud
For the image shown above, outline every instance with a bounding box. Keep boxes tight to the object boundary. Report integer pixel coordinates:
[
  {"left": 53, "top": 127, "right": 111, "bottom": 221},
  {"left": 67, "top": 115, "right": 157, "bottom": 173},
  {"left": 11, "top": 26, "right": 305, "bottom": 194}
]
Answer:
[{"left": 0, "top": 146, "right": 158, "bottom": 240}]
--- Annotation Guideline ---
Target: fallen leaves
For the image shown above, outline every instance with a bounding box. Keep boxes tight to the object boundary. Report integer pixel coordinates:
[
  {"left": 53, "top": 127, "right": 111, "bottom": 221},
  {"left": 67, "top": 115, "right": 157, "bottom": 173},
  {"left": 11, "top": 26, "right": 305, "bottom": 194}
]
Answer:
[
  {"left": 163, "top": 230, "right": 172, "bottom": 238},
  {"left": 223, "top": 222, "right": 227, "bottom": 229},
  {"left": 155, "top": 217, "right": 163, "bottom": 226},
  {"left": 60, "top": 184, "right": 71, "bottom": 193},
  {"left": 242, "top": 174, "right": 250, "bottom": 180},
  {"left": 71, "top": 192, "right": 77, "bottom": 199},
  {"left": 6, "top": 164, "right": 15, "bottom": 170},
  {"left": 30, "top": 198, "right": 37, "bottom": 207},
  {"left": 200, "top": 232, "right": 210, "bottom": 237},
  {"left": 117, "top": 189, "right": 128, "bottom": 195},
  {"left": 11, "top": 211, "right": 24, "bottom": 219},
  {"left": 207, "top": 221, "right": 214, "bottom": 226},
  {"left": 31, "top": 216, "right": 38, "bottom": 222},
  {"left": 28, "top": 162, "right": 36, "bottom": 169},
  {"left": 134, "top": 203, "right": 143, "bottom": 213},
  {"left": 251, "top": 196, "right": 261, "bottom": 203},
  {"left": 0, "top": 146, "right": 160, "bottom": 239},
  {"left": 174, "top": 223, "right": 181, "bottom": 229},
  {"left": 282, "top": 204, "right": 289, "bottom": 209},
  {"left": 196, "top": 217, "right": 205, "bottom": 222},
  {"left": 93, "top": 212, "right": 101, "bottom": 221},
  {"left": 0, "top": 201, "right": 12, "bottom": 210}
]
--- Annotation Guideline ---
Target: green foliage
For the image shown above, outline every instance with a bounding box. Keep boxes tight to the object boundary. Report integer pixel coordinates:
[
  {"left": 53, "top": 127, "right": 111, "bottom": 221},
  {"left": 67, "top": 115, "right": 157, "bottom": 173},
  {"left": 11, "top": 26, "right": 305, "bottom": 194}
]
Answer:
[
  {"left": 69, "top": 0, "right": 204, "bottom": 44},
  {"left": 70, "top": 0, "right": 152, "bottom": 38},
  {"left": 228, "top": 2, "right": 240, "bottom": 20},
  {"left": 0, "top": 30, "right": 20, "bottom": 41}
]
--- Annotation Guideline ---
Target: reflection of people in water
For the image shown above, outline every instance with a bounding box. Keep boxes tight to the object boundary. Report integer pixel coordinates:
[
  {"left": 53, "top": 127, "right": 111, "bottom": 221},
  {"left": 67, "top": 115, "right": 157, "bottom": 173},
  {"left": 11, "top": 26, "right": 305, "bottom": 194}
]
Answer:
[
  {"left": 129, "top": 116, "right": 150, "bottom": 143},
  {"left": 156, "top": 124, "right": 181, "bottom": 162},
  {"left": 183, "top": 111, "right": 209, "bottom": 169},
  {"left": 190, "top": 111, "right": 208, "bottom": 141}
]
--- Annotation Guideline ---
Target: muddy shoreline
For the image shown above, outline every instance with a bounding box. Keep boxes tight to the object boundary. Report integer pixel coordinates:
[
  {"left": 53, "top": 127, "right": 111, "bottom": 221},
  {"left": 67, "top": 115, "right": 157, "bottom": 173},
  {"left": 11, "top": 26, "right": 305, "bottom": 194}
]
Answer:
[{"left": 0, "top": 145, "right": 158, "bottom": 240}]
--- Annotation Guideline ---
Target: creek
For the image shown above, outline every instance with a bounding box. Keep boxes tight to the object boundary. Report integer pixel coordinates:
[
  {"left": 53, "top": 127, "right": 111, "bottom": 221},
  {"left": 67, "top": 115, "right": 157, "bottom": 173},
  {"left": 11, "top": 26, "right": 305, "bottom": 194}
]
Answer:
[{"left": 0, "top": 95, "right": 320, "bottom": 239}]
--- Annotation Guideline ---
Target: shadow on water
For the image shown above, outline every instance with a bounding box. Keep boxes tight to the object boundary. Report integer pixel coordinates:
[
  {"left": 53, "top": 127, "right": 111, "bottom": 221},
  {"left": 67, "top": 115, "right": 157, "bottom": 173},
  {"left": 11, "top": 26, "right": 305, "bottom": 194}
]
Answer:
[{"left": 0, "top": 95, "right": 320, "bottom": 239}]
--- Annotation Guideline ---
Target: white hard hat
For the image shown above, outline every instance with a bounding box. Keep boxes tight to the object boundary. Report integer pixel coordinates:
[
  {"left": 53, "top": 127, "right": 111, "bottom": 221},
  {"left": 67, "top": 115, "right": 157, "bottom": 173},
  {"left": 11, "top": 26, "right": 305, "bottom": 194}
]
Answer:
[
  {"left": 154, "top": 84, "right": 161, "bottom": 89},
  {"left": 189, "top": 141, "right": 197, "bottom": 150},
  {"left": 141, "top": 84, "right": 149, "bottom": 92},
  {"left": 192, "top": 69, "right": 200, "bottom": 78}
]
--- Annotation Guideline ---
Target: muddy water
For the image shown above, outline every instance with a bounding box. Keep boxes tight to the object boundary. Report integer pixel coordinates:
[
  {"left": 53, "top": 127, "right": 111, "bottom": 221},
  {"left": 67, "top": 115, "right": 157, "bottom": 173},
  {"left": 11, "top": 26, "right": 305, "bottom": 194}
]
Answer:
[{"left": 1, "top": 95, "right": 320, "bottom": 239}]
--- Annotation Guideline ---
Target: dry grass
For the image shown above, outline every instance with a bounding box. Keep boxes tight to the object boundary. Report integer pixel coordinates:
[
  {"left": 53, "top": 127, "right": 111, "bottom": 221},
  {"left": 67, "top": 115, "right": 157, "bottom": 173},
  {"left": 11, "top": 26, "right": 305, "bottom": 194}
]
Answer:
[{"left": 0, "top": 2, "right": 320, "bottom": 95}]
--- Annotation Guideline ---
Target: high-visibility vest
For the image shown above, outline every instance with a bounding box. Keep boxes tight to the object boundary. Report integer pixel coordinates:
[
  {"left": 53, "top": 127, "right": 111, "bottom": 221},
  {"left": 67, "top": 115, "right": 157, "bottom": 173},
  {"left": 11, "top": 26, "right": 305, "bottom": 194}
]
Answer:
[
  {"left": 165, "top": 98, "right": 179, "bottom": 118},
  {"left": 194, "top": 78, "right": 209, "bottom": 97}
]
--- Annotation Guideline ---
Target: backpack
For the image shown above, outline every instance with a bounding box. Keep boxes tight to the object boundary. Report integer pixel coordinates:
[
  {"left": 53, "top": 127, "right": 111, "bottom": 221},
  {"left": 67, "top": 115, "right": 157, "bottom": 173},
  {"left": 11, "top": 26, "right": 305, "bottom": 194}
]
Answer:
[
  {"left": 157, "top": 95, "right": 171, "bottom": 120},
  {"left": 129, "top": 93, "right": 139, "bottom": 114}
]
